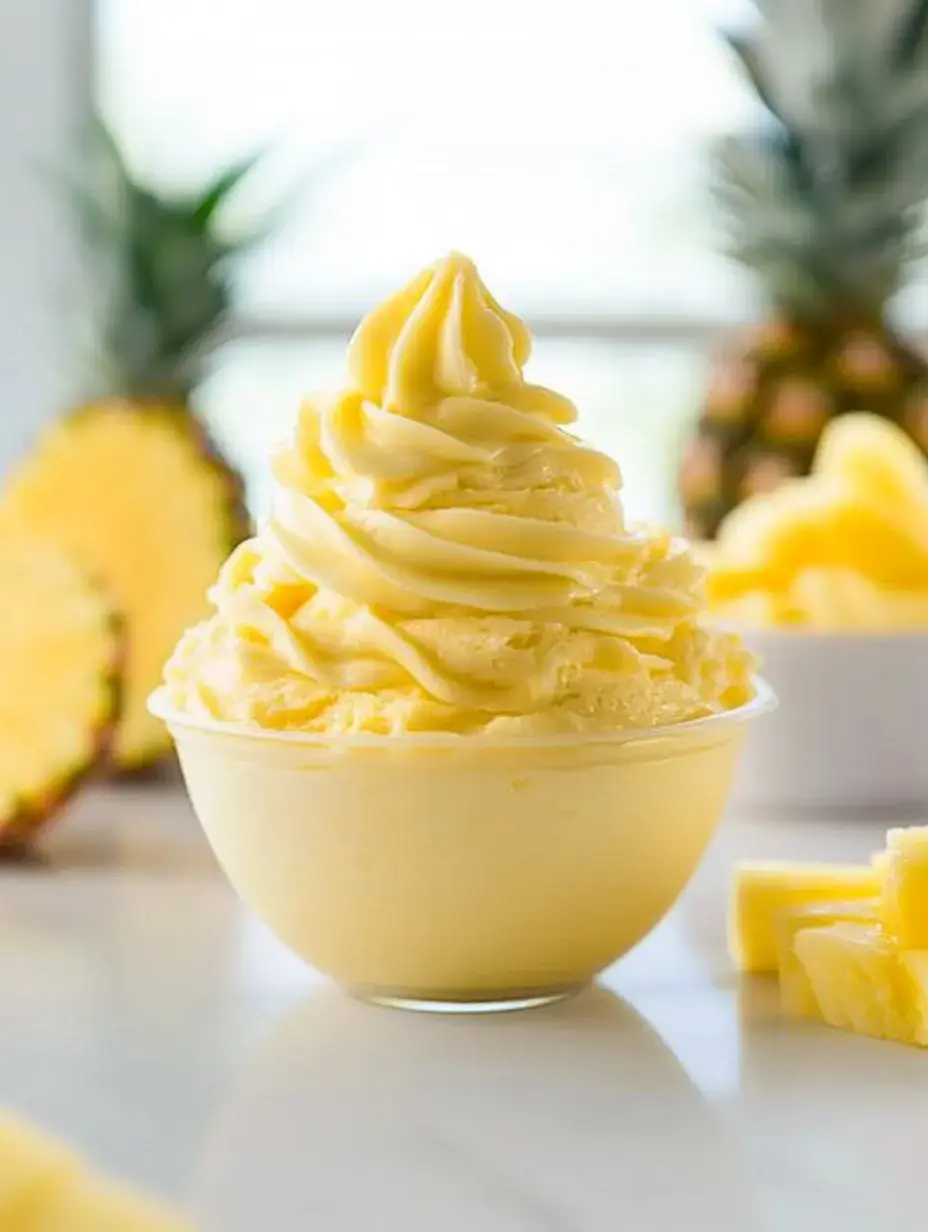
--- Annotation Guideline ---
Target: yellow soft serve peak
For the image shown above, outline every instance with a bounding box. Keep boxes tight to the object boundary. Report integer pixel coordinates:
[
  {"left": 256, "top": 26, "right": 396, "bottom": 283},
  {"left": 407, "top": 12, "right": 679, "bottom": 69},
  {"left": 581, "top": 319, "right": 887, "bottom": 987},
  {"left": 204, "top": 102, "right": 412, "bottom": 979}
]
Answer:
[
  {"left": 164, "top": 255, "right": 754, "bottom": 735},
  {"left": 347, "top": 253, "right": 533, "bottom": 410}
]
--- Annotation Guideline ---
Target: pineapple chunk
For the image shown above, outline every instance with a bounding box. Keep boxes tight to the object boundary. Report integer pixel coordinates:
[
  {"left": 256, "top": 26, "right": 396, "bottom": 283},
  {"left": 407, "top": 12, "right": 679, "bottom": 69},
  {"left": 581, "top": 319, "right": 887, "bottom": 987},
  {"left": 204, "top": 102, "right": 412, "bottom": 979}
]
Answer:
[
  {"left": 1, "top": 404, "right": 246, "bottom": 769},
  {"left": 793, "top": 922, "right": 928, "bottom": 1046},
  {"left": 28, "top": 1176, "right": 192, "bottom": 1232},
  {"left": 872, "top": 850, "right": 891, "bottom": 876},
  {"left": 789, "top": 565, "right": 928, "bottom": 630},
  {"left": 0, "top": 1113, "right": 190, "bottom": 1231},
  {"left": 729, "top": 860, "right": 881, "bottom": 973},
  {"left": 814, "top": 413, "right": 928, "bottom": 524},
  {"left": 0, "top": 536, "right": 121, "bottom": 848},
  {"left": 704, "top": 413, "right": 928, "bottom": 621},
  {"left": 882, "top": 826, "right": 928, "bottom": 947},
  {"left": 704, "top": 481, "right": 817, "bottom": 601},
  {"left": 775, "top": 900, "right": 879, "bottom": 1019},
  {"left": 0, "top": 1114, "right": 78, "bottom": 1221},
  {"left": 871, "top": 849, "right": 894, "bottom": 931}
]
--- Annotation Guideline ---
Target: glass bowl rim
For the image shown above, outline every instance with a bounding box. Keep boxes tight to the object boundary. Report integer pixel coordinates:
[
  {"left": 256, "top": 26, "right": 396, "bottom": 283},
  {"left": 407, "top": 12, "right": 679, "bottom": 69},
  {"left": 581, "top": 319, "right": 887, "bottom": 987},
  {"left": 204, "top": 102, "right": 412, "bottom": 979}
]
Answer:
[{"left": 148, "top": 676, "right": 775, "bottom": 751}]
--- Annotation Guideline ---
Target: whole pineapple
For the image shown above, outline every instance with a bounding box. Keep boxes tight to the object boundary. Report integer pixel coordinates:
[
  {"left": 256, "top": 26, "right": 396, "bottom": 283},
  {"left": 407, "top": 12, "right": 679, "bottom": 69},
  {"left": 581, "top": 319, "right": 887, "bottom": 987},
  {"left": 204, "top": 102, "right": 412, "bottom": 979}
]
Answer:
[
  {"left": 680, "top": 0, "right": 928, "bottom": 540},
  {"left": 1, "top": 114, "right": 262, "bottom": 770}
]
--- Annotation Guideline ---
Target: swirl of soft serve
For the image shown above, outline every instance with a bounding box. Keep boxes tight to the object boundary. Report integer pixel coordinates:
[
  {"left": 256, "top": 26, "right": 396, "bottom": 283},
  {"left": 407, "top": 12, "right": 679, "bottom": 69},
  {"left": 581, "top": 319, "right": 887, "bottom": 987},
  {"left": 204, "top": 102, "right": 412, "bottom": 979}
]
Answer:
[{"left": 166, "top": 254, "right": 754, "bottom": 734}]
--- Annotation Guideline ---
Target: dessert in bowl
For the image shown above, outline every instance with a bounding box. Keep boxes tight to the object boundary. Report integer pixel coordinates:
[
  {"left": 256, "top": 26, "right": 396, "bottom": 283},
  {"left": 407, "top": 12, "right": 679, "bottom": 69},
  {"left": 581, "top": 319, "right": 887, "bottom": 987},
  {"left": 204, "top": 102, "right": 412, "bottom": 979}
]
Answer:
[
  {"left": 707, "top": 413, "right": 928, "bottom": 814},
  {"left": 151, "top": 254, "right": 764, "bottom": 1010}
]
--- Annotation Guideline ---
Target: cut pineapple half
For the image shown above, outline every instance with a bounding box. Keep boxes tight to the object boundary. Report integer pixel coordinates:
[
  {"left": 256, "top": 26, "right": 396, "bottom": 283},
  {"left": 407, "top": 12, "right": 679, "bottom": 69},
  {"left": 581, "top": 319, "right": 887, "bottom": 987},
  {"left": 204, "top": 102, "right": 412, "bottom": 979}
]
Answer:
[
  {"left": 0, "top": 536, "right": 120, "bottom": 847},
  {"left": 1, "top": 403, "right": 247, "bottom": 768}
]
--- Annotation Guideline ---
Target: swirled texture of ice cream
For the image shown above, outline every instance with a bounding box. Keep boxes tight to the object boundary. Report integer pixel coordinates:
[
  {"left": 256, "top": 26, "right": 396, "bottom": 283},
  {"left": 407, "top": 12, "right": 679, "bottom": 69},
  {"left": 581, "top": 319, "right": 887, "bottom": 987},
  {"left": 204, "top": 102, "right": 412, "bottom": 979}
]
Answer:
[
  {"left": 707, "top": 413, "right": 928, "bottom": 630},
  {"left": 165, "top": 255, "right": 754, "bottom": 734}
]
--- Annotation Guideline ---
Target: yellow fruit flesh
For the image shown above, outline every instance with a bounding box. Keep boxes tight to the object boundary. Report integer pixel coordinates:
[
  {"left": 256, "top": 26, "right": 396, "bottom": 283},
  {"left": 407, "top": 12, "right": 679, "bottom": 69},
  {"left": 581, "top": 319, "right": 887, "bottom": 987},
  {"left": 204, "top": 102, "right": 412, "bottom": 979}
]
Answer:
[
  {"left": 788, "top": 567, "right": 928, "bottom": 629},
  {"left": 729, "top": 861, "right": 881, "bottom": 974},
  {"left": 707, "top": 414, "right": 928, "bottom": 621},
  {"left": 0, "top": 1114, "right": 78, "bottom": 1221},
  {"left": 0, "top": 405, "right": 240, "bottom": 767},
  {"left": 0, "top": 538, "right": 118, "bottom": 838},
  {"left": 775, "top": 900, "right": 879, "bottom": 1019},
  {"left": 882, "top": 826, "right": 928, "bottom": 947},
  {"left": 793, "top": 922, "right": 928, "bottom": 1046},
  {"left": 709, "top": 482, "right": 928, "bottom": 602},
  {"left": 814, "top": 413, "right": 928, "bottom": 519},
  {"left": 28, "top": 1176, "right": 192, "bottom": 1232},
  {"left": 0, "top": 1113, "right": 190, "bottom": 1231}
]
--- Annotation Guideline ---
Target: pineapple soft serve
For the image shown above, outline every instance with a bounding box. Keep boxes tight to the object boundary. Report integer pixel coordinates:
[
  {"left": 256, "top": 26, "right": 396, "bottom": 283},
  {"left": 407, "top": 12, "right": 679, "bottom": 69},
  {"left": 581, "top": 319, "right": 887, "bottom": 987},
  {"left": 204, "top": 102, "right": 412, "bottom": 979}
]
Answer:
[{"left": 167, "top": 255, "right": 753, "bottom": 735}]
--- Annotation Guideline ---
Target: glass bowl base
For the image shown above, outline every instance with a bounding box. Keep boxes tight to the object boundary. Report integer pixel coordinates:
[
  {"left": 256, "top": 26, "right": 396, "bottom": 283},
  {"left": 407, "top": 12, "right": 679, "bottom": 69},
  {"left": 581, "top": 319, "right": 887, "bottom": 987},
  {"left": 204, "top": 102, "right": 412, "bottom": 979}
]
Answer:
[{"left": 347, "top": 983, "right": 587, "bottom": 1015}]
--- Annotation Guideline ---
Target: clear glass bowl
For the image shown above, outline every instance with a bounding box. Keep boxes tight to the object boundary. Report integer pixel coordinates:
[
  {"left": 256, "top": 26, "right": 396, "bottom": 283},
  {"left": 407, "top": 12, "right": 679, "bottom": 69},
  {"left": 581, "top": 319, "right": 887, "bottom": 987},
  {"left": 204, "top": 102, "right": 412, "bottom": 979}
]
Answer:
[{"left": 150, "top": 682, "right": 772, "bottom": 1012}]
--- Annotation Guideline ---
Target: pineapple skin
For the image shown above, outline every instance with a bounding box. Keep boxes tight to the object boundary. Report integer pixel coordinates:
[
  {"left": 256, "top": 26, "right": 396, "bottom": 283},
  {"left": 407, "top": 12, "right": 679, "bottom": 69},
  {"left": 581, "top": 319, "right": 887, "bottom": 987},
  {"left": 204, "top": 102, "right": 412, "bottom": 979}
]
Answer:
[{"left": 680, "top": 322, "right": 928, "bottom": 541}]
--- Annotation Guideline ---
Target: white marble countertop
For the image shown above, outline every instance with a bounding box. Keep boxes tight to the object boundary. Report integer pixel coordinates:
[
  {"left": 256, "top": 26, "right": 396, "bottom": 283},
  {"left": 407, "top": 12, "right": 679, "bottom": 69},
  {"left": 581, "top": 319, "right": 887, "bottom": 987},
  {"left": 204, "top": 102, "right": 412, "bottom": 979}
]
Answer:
[{"left": 1, "top": 786, "right": 927, "bottom": 1231}]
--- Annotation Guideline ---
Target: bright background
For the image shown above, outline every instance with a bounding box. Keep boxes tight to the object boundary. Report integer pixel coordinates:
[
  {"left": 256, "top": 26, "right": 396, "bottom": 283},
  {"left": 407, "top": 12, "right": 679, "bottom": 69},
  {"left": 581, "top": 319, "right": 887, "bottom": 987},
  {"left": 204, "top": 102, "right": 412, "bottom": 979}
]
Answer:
[
  {"left": 5, "top": 2, "right": 927, "bottom": 519},
  {"left": 91, "top": 0, "right": 763, "bottom": 525}
]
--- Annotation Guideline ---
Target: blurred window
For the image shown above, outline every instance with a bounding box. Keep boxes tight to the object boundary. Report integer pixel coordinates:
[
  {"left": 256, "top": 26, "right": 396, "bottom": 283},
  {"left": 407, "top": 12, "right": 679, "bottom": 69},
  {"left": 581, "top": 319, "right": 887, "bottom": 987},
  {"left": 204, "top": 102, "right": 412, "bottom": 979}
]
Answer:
[{"left": 97, "top": 0, "right": 756, "bottom": 522}]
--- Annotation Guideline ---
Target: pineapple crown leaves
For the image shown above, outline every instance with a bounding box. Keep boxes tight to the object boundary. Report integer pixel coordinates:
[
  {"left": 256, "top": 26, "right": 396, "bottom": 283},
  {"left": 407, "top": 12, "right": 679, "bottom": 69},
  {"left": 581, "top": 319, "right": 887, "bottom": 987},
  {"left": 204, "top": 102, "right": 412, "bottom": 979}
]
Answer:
[
  {"left": 68, "top": 112, "right": 276, "bottom": 406},
  {"left": 713, "top": 0, "right": 928, "bottom": 319}
]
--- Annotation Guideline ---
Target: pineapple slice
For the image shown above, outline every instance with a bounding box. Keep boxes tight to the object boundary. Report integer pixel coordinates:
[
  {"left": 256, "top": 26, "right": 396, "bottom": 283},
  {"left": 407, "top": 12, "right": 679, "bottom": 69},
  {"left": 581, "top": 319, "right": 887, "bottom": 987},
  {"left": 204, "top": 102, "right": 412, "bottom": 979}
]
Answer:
[
  {"left": 775, "top": 899, "right": 879, "bottom": 1019},
  {"left": 0, "top": 1113, "right": 190, "bottom": 1231},
  {"left": 0, "top": 536, "right": 120, "bottom": 848},
  {"left": 882, "top": 826, "right": 928, "bottom": 947},
  {"left": 729, "top": 860, "right": 881, "bottom": 974},
  {"left": 793, "top": 922, "right": 928, "bottom": 1047},
  {"left": 1, "top": 404, "right": 246, "bottom": 768}
]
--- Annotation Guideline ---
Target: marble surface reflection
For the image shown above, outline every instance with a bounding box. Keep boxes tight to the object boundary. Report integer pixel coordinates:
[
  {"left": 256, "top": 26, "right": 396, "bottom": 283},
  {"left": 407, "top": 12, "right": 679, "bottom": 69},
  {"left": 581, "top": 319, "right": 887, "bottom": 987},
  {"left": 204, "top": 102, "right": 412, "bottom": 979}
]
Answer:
[
  {"left": 194, "top": 986, "right": 754, "bottom": 1231},
  {"left": 2, "top": 790, "right": 928, "bottom": 1229}
]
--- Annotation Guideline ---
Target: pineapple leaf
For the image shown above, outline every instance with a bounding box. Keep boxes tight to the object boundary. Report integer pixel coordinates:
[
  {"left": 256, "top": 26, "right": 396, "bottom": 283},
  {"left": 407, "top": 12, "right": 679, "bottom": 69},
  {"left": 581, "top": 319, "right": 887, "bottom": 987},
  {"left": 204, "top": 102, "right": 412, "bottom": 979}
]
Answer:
[
  {"left": 50, "top": 174, "right": 119, "bottom": 247},
  {"left": 892, "top": 0, "right": 928, "bottom": 66},
  {"left": 63, "top": 108, "right": 290, "bottom": 404},
  {"left": 712, "top": 0, "right": 928, "bottom": 319},
  {"left": 85, "top": 110, "right": 125, "bottom": 170},
  {"left": 723, "top": 30, "right": 783, "bottom": 122},
  {"left": 194, "top": 152, "right": 265, "bottom": 226}
]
